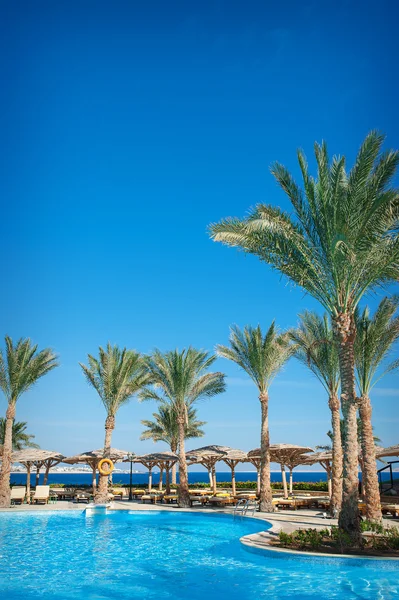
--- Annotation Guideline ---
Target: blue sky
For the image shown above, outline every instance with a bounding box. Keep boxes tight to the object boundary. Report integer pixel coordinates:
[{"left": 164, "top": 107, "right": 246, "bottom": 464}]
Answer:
[{"left": 0, "top": 1, "right": 398, "bottom": 470}]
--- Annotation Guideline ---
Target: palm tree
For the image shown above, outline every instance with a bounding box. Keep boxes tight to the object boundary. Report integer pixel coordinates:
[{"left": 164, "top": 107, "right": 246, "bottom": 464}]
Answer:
[
  {"left": 80, "top": 343, "right": 150, "bottom": 504},
  {"left": 209, "top": 132, "right": 399, "bottom": 539},
  {"left": 0, "top": 336, "right": 58, "bottom": 507},
  {"left": 140, "top": 348, "right": 225, "bottom": 507},
  {"left": 141, "top": 403, "right": 206, "bottom": 485},
  {"left": 355, "top": 297, "right": 399, "bottom": 521},
  {"left": 216, "top": 323, "right": 292, "bottom": 512},
  {"left": 290, "top": 312, "right": 342, "bottom": 515},
  {"left": 0, "top": 419, "right": 39, "bottom": 451}
]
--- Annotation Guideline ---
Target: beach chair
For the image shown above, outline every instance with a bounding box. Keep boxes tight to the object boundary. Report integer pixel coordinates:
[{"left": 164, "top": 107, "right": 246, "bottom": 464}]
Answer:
[
  {"left": 10, "top": 486, "right": 26, "bottom": 505},
  {"left": 33, "top": 485, "right": 50, "bottom": 504}
]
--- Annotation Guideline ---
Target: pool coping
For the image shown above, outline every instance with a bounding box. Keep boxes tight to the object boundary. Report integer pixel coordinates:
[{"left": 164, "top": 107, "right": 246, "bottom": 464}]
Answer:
[{"left": 239, "top": 521, "right": 399, "bottom": 561}]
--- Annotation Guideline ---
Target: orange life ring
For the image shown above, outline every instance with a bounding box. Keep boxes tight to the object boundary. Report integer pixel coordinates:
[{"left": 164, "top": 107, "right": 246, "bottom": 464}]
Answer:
[{"left": 98, "top": 458, "right": 114, "bottom": 476}]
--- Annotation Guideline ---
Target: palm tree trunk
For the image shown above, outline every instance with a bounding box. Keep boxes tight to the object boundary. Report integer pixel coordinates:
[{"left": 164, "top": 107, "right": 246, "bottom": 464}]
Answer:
[
  {"left": 0, "top": 404, "right": 15, "bottom": 507},
  {"left": 259, "top": 392, "right": 273, "bottom": 512},
  {"left": 358, "top": 394, "right": 382, "bottom": 522},
  {"left": 95, "top": 414, "right": 114, "bottom": 504},
  {"left": 334, "top": 313, "right": 361, "bottom": 541},
  {"left": 171, "top": 442, "right": 177, "bottom": 485},
  {"left": 328, "top": 394, "right": 343, "bottom": 516},
  {"left": 43, "top": 461, "right": 50, "bottom": 485},
  {"left": 177, "top": 416, "right": 190, "bottom": 507}
]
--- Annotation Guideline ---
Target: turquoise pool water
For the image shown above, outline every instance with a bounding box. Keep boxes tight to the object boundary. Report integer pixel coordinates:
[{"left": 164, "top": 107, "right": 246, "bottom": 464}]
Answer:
[{"left": 0, "top": 510, "right": 398, "bottom": 600}]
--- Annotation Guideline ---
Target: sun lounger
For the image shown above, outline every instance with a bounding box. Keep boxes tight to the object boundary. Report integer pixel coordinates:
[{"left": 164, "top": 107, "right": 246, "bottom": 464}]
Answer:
[
  {"left": 33, "top": 485, "right": 50, "bottom": 504},
  {"left": 208, "top": 494, "right": 237, "bottom": 506},
  {"left": 10, "top": 486, "right": 26, "bottom": 505},
  {"left": 381, "top": 503, "right": 399, "bottom": 518},
  {"left": 163, "top": 494, "right": 178, "bottom": 504}
]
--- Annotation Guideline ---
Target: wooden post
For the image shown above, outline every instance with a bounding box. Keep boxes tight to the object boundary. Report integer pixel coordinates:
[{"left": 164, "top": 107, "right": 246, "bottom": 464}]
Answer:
[
  {"left": 148, "top": 468, "right": 153, "bottom": 492},
  {"left": 212, "top": 465, "right": 217, "bottom": 495},
  {"left": 43, "top": 460, "right": 51, "bottom": 485},
  {"left": 92, "top": 464, "right": 97, "bottom": 492},
  {"left": 26, "top": 463, "right": 31, "bottom": 504},
  {"left": 35, "top": 465, "right": 41, "bottom": 486},
  {"left": 257, "top": 469, "right": 260, "bottom": 495},
  {"left": 158, "top": 466, "right": 164, "bottom": 491},
  {"left": 165, "top": 465, "right": 171, "bottom": 495},
  {"left": 281, "top": 464, "right": 288, "bottom": 498},
  {"left": 289, "top": 467, "right": 293, "bottom": 496}
]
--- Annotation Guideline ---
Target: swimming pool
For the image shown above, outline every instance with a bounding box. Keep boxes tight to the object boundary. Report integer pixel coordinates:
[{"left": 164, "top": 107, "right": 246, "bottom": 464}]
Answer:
[{"left": 0, "top": 510, "right": 397, "bottom": 599}]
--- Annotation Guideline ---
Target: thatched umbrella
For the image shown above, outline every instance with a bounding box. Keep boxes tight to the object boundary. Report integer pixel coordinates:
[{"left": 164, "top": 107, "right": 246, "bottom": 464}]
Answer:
[
  {"left": 12, "top": 449, "right": 66, "bottom": 503},
  {"left": 128, "top": 452, "right": 178, "bottom": 494},
  {"left": 248, "top": 444, "right": 313, "bottom": 498},
  {"left": 303, "top": 451, "right": 333, "bottom": 497},
  {"left": 270, "top": 444, "right": 313, "bottom": 497},
  {"left": 220, "top": 449, "right": 247, "bottom": 496},
  {"left": 376, "top": 445, "right": 399, "bottom": 459},
  {"left": 64, "top": 448, "right": 128, "bottom": 491},
  {"left": 186, "top": 445, "right": 231, "bottom": 494}
]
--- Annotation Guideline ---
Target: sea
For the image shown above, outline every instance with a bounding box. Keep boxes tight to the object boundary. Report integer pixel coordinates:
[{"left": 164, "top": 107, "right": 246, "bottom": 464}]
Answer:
[{"left": 9, "top": 470, "right": 390, "bottom": 487}]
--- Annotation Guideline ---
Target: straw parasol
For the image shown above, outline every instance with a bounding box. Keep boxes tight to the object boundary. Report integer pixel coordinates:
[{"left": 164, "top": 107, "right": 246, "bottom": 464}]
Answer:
[
  {"left": 186, "top": 445, "right": 231, "bottom": 494},
  {"left": 12, "top": 449, "right": 66, "bottom": 503},
  {"left": 220, "top": 448, "right": 247, "bottom": 496},
  {"left": 376, "top": 445, "right": 399, "bottom": 459},
  {"left": 128, "top": 452, "right": 178, "bottom": 494},
  {"left": 248, "top": 444, "right": 313, "bottom": 498},
  {"left": 64, "top": 448, "right": 128, "bottom": 491},
  {"left": 302, "top": 451, "right": 333, "bottom": 497}
]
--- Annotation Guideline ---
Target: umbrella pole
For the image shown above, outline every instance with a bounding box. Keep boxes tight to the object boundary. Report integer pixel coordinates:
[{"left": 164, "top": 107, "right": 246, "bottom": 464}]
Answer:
[
  {"left": 35, "top": 465, "right": 40, "bottom": 487},
  {"left": 148, "top": 468, "right": 152, "bottom": 492},
  {"left": 257, "top": 469, "right": 260, "bottom": 495},
  {"left": 26, "top": 464, "right": 31, "bottom": 504},
  {"left": 158, "top": 466, "right": 164, "bottom": 491},
  {"left": 166, "top": 466, "right": 171, "bottom": 495},
  {"left": 212, "top": 466, "right": 217, "bottom": 495},
  {"left": 281, "top": 465, "right": 288, "bottom": 498},
  {"left": 43, "top": 461, "right": 50, "bottom": 485},
  {"left": 92, "top": 465, "right": 97, "bottom": 493},
  {"left": 289, "top": 468, "right": 293, "bottom": 496},
  {"left": 231, "top": 466, "right": 236, "bottom": 496}
]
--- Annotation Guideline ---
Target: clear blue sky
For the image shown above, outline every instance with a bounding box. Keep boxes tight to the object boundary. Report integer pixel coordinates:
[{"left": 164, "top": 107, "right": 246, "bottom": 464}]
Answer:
[{"left": 0, "top": 1, "right": 397, "bottom": 470}]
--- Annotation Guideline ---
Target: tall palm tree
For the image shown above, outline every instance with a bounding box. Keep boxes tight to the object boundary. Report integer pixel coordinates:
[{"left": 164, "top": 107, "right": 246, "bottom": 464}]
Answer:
[
  {"left": 141, "top": 403, "right": 206, "bottom": 484},
  {"left": 80, "top": 343, "right": 150, "bottom": 504},
  {"left": 0, "top": 336, "right": 58, "bottom": 507},
  {"left": 210, "top": 132, "right": 399, "bottom": 539},
  {"left": 140, "top": 348, "right": 225, "bottom": 507},
  {"left": 0, "top": 419, "right": 39, "bottom": 451},
  {"left": 216, "top": 323, "right": 292, "bottom": 512},
  {"left": 290, "top": 312, "right": 342, "bottom": 515},
  {"left": 355, "top": 297, "right": 399, "bottom": 521}
]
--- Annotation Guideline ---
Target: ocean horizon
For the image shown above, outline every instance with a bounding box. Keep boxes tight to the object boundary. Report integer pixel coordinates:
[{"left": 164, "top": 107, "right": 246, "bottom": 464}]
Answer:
[{"left": 9, "top": 470, "right": 391, "bottom": 486}]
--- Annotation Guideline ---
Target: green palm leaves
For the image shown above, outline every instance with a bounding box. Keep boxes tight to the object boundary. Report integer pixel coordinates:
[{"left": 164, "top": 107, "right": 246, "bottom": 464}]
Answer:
[
  {"left": 355, "top": 297, "right": 399, "bottom": 395},
  {"left": 210, "top": 132, "right": 399, "bottom": 316},
  {"left": 140, "top": 348, "right": 225, "bottom": 415},
  {"left": 216, "top": 323, "right": 292, "bottom": 395},
  {"left": 0, "top": 336, "right": 58, "bottom": 405},
  {"left": 0, "top": 419, "right": 39, "bottom": 451},
  {"left": 141, "top": 403, "right": 205, "bottom": 449},
  {"left": 290, "top": 312, "right": 340, "bottom": 396},
  {"left": 80, "top": 343, "right": 150, "bottom": 417}
]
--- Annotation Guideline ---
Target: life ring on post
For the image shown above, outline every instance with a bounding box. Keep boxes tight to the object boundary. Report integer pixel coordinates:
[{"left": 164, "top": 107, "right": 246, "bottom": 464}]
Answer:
[{"left": 98, "top": 458, "right": 114, "bottom": 476}]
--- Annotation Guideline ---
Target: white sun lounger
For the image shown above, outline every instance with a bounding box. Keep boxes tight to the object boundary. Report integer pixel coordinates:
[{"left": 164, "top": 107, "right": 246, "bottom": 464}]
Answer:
[
  {"left": 10, "top": 486, "right": 26, "bottom": 505},
  {"left": 33, "top": 485, "right": 50, "bottom": 504}
]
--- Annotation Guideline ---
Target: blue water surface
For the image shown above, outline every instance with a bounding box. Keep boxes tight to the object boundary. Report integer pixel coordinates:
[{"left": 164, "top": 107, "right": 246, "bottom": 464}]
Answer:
[{"left": 0, "top": 510, "right": 397, "bottom": 600}]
